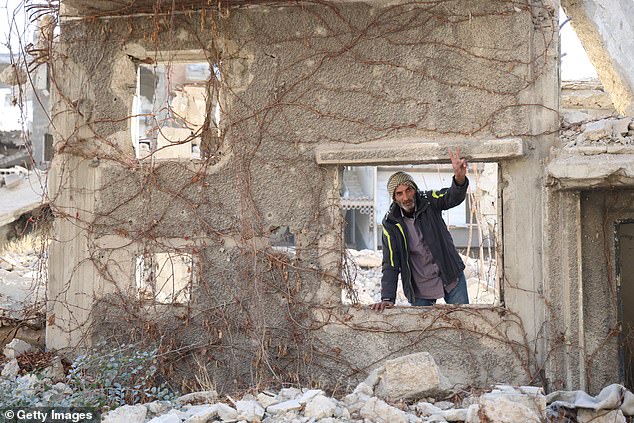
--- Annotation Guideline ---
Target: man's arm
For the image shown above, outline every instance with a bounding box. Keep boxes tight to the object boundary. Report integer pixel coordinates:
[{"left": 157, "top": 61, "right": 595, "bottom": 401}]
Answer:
[{"left": 427, "top": 149, "right": 469, "bottom": 210}]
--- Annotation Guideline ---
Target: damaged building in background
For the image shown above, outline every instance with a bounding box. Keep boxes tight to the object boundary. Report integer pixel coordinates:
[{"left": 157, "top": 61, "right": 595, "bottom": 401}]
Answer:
[{"left": 44, "top": 0, "right": 634, "bottom": 394}]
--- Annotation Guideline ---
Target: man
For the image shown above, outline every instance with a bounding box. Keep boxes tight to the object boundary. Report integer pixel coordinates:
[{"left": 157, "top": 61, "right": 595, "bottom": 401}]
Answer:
[{"left": 370, "top": 149, "right": 469, "bottom": 311}]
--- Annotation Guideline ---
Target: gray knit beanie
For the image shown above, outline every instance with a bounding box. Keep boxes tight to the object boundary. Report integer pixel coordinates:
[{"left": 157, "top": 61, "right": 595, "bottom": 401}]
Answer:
[{"left": 387, "top": 171, "right": 418, "bottom": 200}]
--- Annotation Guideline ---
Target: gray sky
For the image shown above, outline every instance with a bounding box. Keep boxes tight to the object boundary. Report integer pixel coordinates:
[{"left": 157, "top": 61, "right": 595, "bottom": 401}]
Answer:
[{"left": 0, "top": 0, "right": 28, "bottom": 56}]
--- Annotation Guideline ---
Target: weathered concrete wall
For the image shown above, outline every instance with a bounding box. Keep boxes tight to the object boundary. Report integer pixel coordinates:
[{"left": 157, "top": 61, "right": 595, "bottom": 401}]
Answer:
[
  {"left": 48, "top": 0, "right": 559, "bottom": 393},
  {"left": 580, "top": 190, "right": 634, "bottom": 393}
]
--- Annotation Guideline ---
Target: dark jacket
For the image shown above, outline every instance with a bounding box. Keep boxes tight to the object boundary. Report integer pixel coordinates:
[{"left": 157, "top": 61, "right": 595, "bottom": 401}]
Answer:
[{"left": 380, "top": 176, "right": 468, "bottom": 304}]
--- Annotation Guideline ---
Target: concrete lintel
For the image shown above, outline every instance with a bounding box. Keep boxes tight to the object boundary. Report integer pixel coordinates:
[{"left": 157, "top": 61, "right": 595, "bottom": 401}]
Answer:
[
  {"left": 315, "top": 137, "right": 525, "bottom": 165},
  {"left": 547, "top": 153, "right": 634, "bottom": 190}
]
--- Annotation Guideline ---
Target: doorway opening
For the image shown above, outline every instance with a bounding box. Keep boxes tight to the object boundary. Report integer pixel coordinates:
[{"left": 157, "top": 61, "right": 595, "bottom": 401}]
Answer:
[{"left": 617, "top": 220, "right": 634, "bottom": 390}]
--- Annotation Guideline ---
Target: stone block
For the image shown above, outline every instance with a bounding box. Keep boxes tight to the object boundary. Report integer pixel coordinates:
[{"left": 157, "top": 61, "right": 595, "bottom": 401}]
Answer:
[
  {"left": 102, "top": 405, "right": 147, "bottom": 423},
  {"left": 3, "top": 338, "right": 36, "bottom": 359},
  {"left": 374, "top": 352, "right": 447, "bottom": 401},
  {"left": 175, "top": 390, "right": 219, "bottom": 405},
  {"left": 235, "top": 399, "right": 265, "bottom": 422},
  {"left": 256, "top": 392, "right": 278, "bottom": 408},
  {"left": 478, "top": 388, "right": 546, "bottom": 423},
  {"left": 266, "top": 399, "right": 302, "bottom": 414},
  {"left": 304, "top": 394, "right": 337, "bottom": 420},
  {"left": 359, "top": 397, "right": 408, "bottom": 423},
  {"left": 147, "top": 413, "right": 182, "bottom": 423},
  {"left": 583, "top": 119, "right": 612, "bottom": 141},
  {"left": 613, "top": 119, "right": 632, "bottom": 137},
  {"left": 183, "top": 404, "right": 237, "bottom": 423},
  {"left": 0, "top": 358, "right": 19, "bottom": 379}
]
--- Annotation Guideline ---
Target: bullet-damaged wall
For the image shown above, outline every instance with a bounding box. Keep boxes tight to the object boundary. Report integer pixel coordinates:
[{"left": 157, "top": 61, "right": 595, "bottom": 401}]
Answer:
[{"left": 48, "top": 1, "right": 561, "bottom": 393}]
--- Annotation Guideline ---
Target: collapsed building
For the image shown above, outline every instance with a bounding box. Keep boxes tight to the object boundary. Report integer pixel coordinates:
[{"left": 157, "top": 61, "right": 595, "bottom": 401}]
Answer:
[{"left": 44, "top": 0, "right": 634, "bottom": 395}]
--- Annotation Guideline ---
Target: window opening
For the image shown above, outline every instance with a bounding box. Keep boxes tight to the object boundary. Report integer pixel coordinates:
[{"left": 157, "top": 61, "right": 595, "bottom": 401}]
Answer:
[
  {"left": 135, "top": 252, "right": 194, "bottom": 304},
  {"left": 132, "top": 62, "right": 220, "bottom": 160},
  {"left": 342, "top": 163, "right": 500, "bottom": 306}
]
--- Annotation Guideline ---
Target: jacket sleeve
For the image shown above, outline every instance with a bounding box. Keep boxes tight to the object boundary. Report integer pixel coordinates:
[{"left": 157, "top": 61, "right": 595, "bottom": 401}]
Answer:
[
  {"left": 380, "top": 228, "right": 400, "bottom": 302},
  {"left": 427, "top": 176, "right": 469, "bottom": 210}
]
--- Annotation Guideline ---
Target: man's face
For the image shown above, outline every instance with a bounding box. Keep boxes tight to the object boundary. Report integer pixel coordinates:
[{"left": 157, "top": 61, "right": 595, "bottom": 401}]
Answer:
[{"left": 394, "top": 184, "right": 415, "bottom": 213}]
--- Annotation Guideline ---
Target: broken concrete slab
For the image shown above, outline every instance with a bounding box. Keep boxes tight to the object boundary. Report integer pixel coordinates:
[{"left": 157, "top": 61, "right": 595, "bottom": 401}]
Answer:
[
  {"left": 547, "top": 153, "right": 634, "bottom": 189},
  {"left": 478, "top": 386, "right": 546, "bottom": 423},
  {"left": 373, "top": 352, "right": 449, "bottom": 401}
]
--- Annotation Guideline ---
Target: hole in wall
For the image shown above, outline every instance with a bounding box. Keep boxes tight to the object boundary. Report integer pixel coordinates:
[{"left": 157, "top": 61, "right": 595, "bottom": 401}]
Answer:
[
  {"left": 132, "top": 62, "right": 221, "bottom": 160},
  {"left": 269, "top": 226, "right": 296, "bottom": 256},
  {"left": 135, "top": 251, "right": 195, "bottom": 304}
]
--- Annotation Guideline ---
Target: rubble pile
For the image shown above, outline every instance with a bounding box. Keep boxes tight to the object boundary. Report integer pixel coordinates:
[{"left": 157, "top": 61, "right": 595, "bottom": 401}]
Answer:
[
  {"left": 2, "top": 346, "right": 634, "bottom": 423},
  {"left": 561, "top": 117, "right": 634, "bottom": 150},
  {"left": 560, "top": 79, "right": 634, "bottom": 151}
]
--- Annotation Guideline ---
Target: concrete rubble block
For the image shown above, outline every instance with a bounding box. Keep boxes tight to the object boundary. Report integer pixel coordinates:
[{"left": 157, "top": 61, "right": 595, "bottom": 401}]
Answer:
[
  {"left": 427, "top": 415, "right": 448, "bottom": 422},
  {"left": 342, "top": 387, "right": 372, "bottom": 415},
  {"left": 583, "top": 119, "right": 612, "bottom": 141},
  {"left": 3, "top": 338, "right": 36, "bottom": 359},
  {"left": 235, "top": 399, "right": 265, "bottom": 422},
  {"left": 145, "top": 401, "right": 172, "bottom": 416},
  {"left": 478, "top": 386, "right": 546, "bottom": 423},
  {"left": 41, "top": 355, "right": 65, "bottom": 383},
  {"left": 102, "top": 405, "right": 148, "bottom": 423},
  {"left": 613, "top": 118, "right": 632, "bottom": 137},
  {"left": 359, "top": 397, "right": 408, "bottom": 423},
  {"left": 414, "top": 402, "right": 442, "bottom": 416},
  {"left": 147, "top": 413, "right": 182, "bottom": 423},
  {"left": 439, "top": 407, "right": 468, "bottom": 421},
  {"left": 0, "top": 256, "right": 14, "bottom": 271},
  {"left": 0, "top": 358, "right": 20, "bottom": 379},
  {"left": 277, "top": 387, "right": 302, "bottom": 400},
  {"left": 577, "top": 408, "right": 626, "bottom": 423},
  {"left": 303, "top": 394, "right": 338, "bottom": 420},
  {"left": 266, "top": 399, "right": 302, "bottom": 414},
  {"left": 434, "top": 401, "right": 455, "bottom": 410},
  {"left": 298, "top": 388, "right": 325, "bottom": 404},
  {"left": 334, "top": 405, "right": 351, "bottom": 420},
  {"left": 183, "top": 404, "right": 238, "bottom": 423},
  {"left": 175, "top": 390, "right": 219, "bottom": 405},
  {"left": 561, "top": 89, "right": 615, "bottom": 110},
  {"left": 465, "top": 404, "right": 480, "bottom": 423},
  {"left": 256, "top": 392, "right": 278, "bottom": 408},
  {"left": 374, "top": 352, "right": 448, "bottom": 401}
]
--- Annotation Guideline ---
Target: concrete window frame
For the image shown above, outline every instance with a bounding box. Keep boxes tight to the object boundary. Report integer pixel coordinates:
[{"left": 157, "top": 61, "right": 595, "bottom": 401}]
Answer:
[
  {"left": 129, "top": 49, "right": 220, "bottom": 162},
  {"left": 316, "top": 137, "right": 527, "bottom": 308}
]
